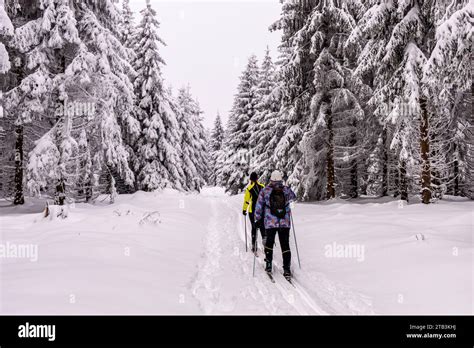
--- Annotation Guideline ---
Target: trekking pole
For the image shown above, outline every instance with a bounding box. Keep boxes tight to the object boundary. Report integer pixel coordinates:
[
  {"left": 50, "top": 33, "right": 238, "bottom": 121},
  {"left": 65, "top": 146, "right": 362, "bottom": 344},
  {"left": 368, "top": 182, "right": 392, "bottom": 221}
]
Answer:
[
  {"left": 252, "top": 236, "right": 257, "bottom": 277},
  {"left": 290, "top": 210, "right": 301, "bottom": 269},
  {"left": 244, "top": 216, "right": 248, "bottom": 252}
]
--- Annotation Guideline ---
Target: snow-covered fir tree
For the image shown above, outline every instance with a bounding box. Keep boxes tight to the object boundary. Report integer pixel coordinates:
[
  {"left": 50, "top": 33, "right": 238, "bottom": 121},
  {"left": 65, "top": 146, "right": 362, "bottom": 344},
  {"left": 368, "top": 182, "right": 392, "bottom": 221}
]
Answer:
[
  {"left": 176, "top": 85, "right": 208, "bottom": 192},
  {"left": 120, "top": 0, "right": 136, "bottom": 49},
  {"left": 0, "top": 0, "right": 12, "bottom": 74},
  {"left": 349, "top": 0, "right": 456, "bottom": 203},
  {"left": 73, "top": 0, "right": 138, "bottom": 202},
  {"left": 208, "top": 112, "right": 224, "bottom": 185},
  {"left": 4, "top": 0, "right": 137, "bottom": 205},
  {"left": 133, "top": 0, "right": 184, "bottom": 191},
  {"left": 114, "top": 0, "right": 140, "bottom": 194},
  {"left": 210, "top": 112, "right": 224, "bottom": 152},
  {"left": 249, "top": 47, "right": 279, "bottom": 181},
  {"left": 3, "top": 0, "right": 79, "bottom": 205},
  {"left": 218, "top": 54, "right": 260, "bottom": 194},
  {"left": 305, "top": 0, "right": 367, "bottom": 200},
  {"left": 269, "top": 0, "right": 319, "bottom": 198},
  {"left": 0, "top": 0, "right": 13, "bottom": 198},
  {"left": 266, "top": 0, "right": 369, "bottom": 200},
  {"left": 423, "top": 0, "right": 473, "bottom": 198}
]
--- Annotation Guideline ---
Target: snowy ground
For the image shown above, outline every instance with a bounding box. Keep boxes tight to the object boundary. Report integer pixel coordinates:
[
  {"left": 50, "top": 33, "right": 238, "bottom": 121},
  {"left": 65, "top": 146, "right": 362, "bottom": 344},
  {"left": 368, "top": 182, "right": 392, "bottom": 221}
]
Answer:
[{"left": 0, "top": 188, "right": 472, "bottom": 315}]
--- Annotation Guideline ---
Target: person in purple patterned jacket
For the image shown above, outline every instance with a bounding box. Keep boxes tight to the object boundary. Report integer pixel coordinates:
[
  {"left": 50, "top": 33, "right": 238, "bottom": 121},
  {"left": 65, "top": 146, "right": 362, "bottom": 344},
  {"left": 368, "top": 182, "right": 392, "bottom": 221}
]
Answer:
[{"left": 254, "top": 170, "right": 296, "bottom": 278}]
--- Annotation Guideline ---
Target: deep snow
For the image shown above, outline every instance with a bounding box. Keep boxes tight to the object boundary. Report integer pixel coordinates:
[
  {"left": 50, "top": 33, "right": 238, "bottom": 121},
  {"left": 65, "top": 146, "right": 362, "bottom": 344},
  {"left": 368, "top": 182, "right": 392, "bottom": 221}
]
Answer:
[{"left": 0, "top": 188, "right": 472, "bottom": 314}]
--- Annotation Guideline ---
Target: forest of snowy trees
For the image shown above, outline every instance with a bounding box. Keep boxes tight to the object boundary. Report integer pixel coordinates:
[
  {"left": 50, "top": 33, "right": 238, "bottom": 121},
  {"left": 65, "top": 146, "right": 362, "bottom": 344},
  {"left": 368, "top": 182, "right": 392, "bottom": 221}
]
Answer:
[
  {"left": 213, "top": 0, "right": 473, "bottom": 204},
  {"left": 0, "top": 0, "right": 209, "bottom": 206},
  {"left": 1, "top": 0, "right": 472, "bottom": 207}
]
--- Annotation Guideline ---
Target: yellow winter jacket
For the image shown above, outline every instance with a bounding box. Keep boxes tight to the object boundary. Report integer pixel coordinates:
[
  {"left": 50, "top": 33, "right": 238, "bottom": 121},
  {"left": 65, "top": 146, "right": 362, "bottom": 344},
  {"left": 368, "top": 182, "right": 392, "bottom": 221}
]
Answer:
[{"left": 243, "top": 181, "right": 265, "bottom": 214}]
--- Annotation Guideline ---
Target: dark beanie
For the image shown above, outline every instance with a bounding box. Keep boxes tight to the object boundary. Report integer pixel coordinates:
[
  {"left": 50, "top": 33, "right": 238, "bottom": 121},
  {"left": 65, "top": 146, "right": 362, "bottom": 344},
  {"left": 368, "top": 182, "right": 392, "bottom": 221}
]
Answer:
[{"left": 250, "top": 172, "right": 259, "bottom": 182}]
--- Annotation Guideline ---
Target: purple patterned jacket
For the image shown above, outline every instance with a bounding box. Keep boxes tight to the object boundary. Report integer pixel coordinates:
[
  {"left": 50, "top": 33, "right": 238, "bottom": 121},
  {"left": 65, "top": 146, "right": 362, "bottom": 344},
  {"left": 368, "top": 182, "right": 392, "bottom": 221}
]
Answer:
[{"left": 254, "top": 181, "right": 297, "bottom": 230}]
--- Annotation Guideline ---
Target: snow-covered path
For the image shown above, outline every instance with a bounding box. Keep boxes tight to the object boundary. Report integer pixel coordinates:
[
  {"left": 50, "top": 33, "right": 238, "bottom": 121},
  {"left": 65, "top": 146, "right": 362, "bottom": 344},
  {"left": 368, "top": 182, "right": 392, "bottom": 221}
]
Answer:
[
  {"left": 0, "top": 188, "right": 472, "bottom": 314},
  {"left": 191, "top": 192, "right": 329, "bottom": 314},
  {"left": 187, "top": 188, "right": 375, "bottom": 315}
]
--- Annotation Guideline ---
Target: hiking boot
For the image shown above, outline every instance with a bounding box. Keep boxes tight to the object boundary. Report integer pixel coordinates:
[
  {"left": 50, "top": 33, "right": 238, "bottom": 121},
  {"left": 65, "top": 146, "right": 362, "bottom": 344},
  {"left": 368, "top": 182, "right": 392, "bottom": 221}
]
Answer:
[
  {"left": 283, "top": 269, "right": 292, "bottom": 279},
  {"left": 265, "top": 260, "right": 272, "bottom": 273}
]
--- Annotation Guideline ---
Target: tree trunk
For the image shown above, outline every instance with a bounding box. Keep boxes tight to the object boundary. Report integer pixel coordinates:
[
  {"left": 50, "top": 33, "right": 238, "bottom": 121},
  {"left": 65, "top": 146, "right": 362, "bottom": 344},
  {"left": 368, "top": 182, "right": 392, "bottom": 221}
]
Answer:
[
  {"left": 13, "top": 125, "right": 25, "bottom": 205},
  {"left": 349, "top": 120, "right": 358, "bottom": 198},
  {"left": 382, "top": 128, "right": 388, "bottom": 196},
  {"left": 453, "top": 143, "right": 460, "bottom": 196},
  {"left": 420, "top": 97, "right": 432, "bottom": 204},
  {"left": 55, "top": 179, "right": 65, "bottom": 206},
  {"left": 85, "top": 180, "right": 92, "bottom": 203},
  {"left": 55, "top": 51, "right": 67, "bottom": 206},
  {"left": 350, "top": 162, "right": 358, "bottom": 198},
  {"left": 326, "top": 109, "right": 335, "bottom": 199},
  {"left": 393, "top": 162, "right": 400, "bottom": 198},
  {"left": 400, "top": 160, "right": 408, "bottom": 202}
]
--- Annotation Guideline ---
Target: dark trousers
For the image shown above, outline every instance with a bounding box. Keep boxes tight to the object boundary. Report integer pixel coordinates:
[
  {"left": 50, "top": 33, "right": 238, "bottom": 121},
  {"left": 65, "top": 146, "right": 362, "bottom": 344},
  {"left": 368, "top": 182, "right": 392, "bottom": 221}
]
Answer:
[
  {"left": 265, "top": 228, "right": 291, "bottom": 272},
  {"left": 249, "top": 212, "right": 266, "bottom": 249}
]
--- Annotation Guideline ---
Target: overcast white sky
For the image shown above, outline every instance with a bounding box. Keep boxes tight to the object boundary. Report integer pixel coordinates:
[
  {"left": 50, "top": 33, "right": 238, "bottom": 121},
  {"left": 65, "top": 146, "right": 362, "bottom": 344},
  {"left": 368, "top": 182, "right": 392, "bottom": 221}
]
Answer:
[{"left": 127, "top": 0, "right": 282, "bottom": 129}]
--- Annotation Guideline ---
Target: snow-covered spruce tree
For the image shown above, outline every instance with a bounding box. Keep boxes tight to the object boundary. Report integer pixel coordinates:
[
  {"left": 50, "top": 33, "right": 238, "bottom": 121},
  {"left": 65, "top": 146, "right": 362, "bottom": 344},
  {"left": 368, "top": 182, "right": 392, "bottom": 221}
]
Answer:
[
  {"left": 208, "top": 112, "right": 224, "bottom": 185},
  {"left": 423, "top": 0, "right": 473, "bottom": 198},
  {"left": 219, "top": 55, "right": 260, "bottom": 194},
  {"left": 348, "top": 0, "right": 407, "bottom": 199},
  {"left": 269, "top": 0, "right": 318, "bottom": 198},
  {"left": 0, "top": 0, "right": 12, "bottom": 74},
  {"left": 110, "top": 0, "right": 140, "bottom": 194},
  {"left": 0, "top": 0, "right": 13, "bottom": 198},
  {"left": 23, "top": 0, "right": 137, "bottom": 205},
  {"left": 176, "top": 86, "right": 208, "bottom": 192},
  {"left": 249, "top": 46, "right": 280, "bottom": 181},
  {"left": 254, "top": 45, "right": 291, "bottom": 186},
  {"left": 269, "top": 0, "right": 367, "bottom": 200},
  {"left": 210, "top": 112, "right": 224, "bottom": 152},
  {"left": 348, "top": 2, "right": 404, "bottom": 199},
  {"left": 74, "top": 0, "right": 139, "bottom": 197},
  {"left": 350, "top": 0, "right": 435, "bottom": 203},
  {"left": 120, "top": 0, "right": 136, "bottom": 49},
  {"left": 76, "top": 0, "right": 139, "bottom": 199},
  {"left": 341, "top": 0, "right": 373, "bottom": 199},
  {"left": 2, "top": 0, "right": 79, "bottom": 205},
  {"left": 133, "top": 0, "right": 184, "bottom": 191},
  {"left": 302, "top": 0, "right": 366, "bottom": 200},
  {"left": 214, "top": 124, "right": 231, "bottom": 188},
  {"left": 338, "top": 0, "right": 378, "bottom": 198}
]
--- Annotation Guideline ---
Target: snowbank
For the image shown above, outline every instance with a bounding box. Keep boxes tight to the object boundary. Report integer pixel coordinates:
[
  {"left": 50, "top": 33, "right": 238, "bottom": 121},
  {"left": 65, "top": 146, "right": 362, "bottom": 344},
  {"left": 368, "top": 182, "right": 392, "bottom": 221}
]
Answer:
[{"left": 286, "top": 197, "right": 473, "bottom": 314}]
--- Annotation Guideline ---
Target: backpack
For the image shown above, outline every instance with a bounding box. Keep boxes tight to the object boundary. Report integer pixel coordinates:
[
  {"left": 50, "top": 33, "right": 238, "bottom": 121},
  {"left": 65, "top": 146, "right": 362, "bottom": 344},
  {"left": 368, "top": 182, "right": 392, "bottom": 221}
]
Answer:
[
  {"left": 270, "top": 187, "right": 287, "bottom": 219},
  {"left": 250, "top": 184, "right": 262, "bottom": 210}
]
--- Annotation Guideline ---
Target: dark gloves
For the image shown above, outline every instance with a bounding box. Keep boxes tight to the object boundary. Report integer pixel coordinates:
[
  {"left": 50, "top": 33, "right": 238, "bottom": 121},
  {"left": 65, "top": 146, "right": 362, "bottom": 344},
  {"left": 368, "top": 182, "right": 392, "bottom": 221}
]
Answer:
[{"left": 243, "top": 210, "right": 247, "bottom": 216}]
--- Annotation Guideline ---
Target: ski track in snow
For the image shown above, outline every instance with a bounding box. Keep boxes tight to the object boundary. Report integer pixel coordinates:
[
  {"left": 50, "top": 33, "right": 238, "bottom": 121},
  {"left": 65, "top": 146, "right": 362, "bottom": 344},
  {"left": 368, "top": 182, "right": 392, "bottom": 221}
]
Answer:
[
  {"left": 228, "top": 199, "right": 373, "bottom": 315},
  {"left": 191, "top": 192, "right": 373, "bottom": 315},
  {"left": 191, "top": 195, "right": 300, "bottom": 314}
]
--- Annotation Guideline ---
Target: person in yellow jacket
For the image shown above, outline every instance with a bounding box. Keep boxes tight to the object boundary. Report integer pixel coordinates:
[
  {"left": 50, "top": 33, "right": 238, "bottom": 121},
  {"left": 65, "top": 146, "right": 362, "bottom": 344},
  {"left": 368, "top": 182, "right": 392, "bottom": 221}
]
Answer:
[{"left": 243, "top": 172, "right": 266, "bottom": 253}]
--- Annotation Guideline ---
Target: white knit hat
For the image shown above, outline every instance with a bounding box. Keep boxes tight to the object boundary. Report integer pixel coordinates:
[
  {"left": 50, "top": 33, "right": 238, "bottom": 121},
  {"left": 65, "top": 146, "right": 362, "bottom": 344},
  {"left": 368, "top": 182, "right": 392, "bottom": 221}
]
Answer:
[{"left": 270, "top": 170, "right": 283, "bottom": 181}]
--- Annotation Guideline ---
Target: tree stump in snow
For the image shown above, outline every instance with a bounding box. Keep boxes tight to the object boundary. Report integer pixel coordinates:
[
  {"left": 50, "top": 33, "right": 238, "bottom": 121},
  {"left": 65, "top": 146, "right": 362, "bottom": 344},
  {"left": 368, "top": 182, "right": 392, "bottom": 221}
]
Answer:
[
  {"left": 139, "top": 211, "right": 161, "bottom": 225},
  {"left": 415, "top": 233, "right": 425, "bottom": 241},
  {"left": 44, "top": 202, "right": 69, "bottom": 220}
]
